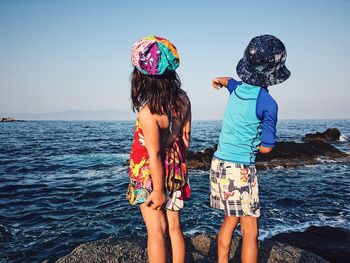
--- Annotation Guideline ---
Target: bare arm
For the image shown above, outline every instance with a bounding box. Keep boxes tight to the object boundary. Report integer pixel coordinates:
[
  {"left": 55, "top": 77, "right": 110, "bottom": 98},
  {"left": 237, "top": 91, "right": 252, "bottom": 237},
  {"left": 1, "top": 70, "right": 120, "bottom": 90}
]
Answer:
[
  {"left": 182, "top": 106, "right": 191, "bottom": 153},
  {"left": 138, "top": 106, "right": 166, "bottom": 210},
  {"left": 212, "top": 77, "right": 233, "bottom": 89}
]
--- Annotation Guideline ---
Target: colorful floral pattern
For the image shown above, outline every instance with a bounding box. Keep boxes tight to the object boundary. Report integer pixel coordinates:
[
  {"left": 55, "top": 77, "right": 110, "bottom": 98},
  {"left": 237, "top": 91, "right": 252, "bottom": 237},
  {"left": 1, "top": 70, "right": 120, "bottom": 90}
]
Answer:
[
  {"left": 126, "top": 119, "right": 191, "bottom": 211},
  {"left": 131, "top": 36, "right": 180, "bottom": 76}
]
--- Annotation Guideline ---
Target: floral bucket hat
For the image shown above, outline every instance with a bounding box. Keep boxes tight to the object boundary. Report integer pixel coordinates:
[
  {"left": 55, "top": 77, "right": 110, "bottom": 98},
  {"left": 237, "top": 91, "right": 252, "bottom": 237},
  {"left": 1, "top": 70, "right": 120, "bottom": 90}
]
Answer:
[
  {"left": 131, "top": 36, "right": 179, "bottom": 75},
  {"left": 236, "top": 34, "right": 291, "bottom": 87}
]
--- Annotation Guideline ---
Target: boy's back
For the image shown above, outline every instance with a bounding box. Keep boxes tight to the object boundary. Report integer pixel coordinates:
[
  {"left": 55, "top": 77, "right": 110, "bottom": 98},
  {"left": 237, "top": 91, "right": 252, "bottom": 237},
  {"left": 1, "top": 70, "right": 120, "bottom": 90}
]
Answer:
[
  {"left": 215, "top": 79, "right": 278, "bottom": 165},
  {"left": 209, "top": 34, "right": 290, "bottom": 263}
]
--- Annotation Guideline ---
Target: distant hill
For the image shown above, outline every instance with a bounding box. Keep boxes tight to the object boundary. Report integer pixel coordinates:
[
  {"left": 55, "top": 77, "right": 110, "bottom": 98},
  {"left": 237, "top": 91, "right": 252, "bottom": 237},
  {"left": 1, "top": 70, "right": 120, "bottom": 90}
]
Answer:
[{"left": 0, "top": 109, "right": 135, "bottom": 121}]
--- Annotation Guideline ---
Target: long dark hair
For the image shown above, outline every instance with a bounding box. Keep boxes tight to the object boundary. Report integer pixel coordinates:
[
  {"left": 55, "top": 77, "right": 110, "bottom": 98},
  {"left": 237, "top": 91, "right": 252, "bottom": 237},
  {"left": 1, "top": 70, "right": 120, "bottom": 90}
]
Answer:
[{"left": 131, "top": 68, "right": 184, "bottom": 115}]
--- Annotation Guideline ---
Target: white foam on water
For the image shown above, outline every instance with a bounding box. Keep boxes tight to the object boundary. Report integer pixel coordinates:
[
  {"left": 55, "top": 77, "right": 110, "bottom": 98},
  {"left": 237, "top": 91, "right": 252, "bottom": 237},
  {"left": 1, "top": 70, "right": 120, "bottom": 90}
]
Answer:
[
  {"left": 43, "top": 163, "right": 128, "bottom": 181},
  {"left": 273, "top": 165, "right": 285, "bottom": 170},
  {"left": 75, "top": 165, "right": 128, "bottom": 179},
  {"left": 184, "top": 228, "right": 202, "bottom": 236},
  {"left": 258, "top": 218, "right": 350, "bottom": 240},
  {"left": 315, "top": 157, "right": 337, "bottom": 163},
  {"left": 339, "top": 134, "right": 348, "bottom": 142},
  {"left": 51, "top": 153, "right": 129, "bottom": 165}
]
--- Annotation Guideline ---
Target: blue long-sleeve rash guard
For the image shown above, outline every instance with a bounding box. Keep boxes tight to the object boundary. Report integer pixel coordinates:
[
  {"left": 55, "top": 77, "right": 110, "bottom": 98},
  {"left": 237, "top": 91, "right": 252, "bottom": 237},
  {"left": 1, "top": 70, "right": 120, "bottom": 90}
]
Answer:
[{"left": 214, "top": 79, "right": 278, "bottom": 165}]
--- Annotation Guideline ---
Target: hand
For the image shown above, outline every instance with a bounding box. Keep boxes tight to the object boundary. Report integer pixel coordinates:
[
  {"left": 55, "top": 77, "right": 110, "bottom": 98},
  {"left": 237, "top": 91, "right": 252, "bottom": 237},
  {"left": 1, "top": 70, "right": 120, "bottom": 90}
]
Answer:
[
  {"left": 212, "top": 78, "right": 223, "bottom": 89},
  {"left": 211, "top": 77, "right": 232, "bottom": 89},
  {"left": 259, "top": 145, "right": 273, "bottom": 154},
  {"left": 143, "top": 190, "right": 167, "bottom": 210}
]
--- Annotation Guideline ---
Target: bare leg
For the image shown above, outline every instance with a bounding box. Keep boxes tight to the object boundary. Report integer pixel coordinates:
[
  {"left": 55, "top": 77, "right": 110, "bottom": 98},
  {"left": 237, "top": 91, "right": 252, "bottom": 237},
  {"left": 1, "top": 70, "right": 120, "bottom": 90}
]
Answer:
[
  {"left": 240, "top": 216, "right": 258, "bottom": 263},
  {"left": 165, "top": 210, "right": 185, "bottom": 263},
  {"left": 218, "top": 216, "right": 240, "bottom": 263},
  {"left": 140, "top": 205, "right": 167, "bottom": 263}
]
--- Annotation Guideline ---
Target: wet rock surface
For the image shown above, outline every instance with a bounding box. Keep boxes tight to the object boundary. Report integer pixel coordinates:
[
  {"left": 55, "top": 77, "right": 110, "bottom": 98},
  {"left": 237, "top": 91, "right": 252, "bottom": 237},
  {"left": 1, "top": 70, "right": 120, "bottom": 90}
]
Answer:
[
  {"left": 187, "top": 140, "right": 348, "bottom": 170},
  {"left": 52, "top": 227, "right": 337, "bottom": 263},
  {"left": 55, "top": 237, "right": 147, "bottom": 263},
  {"left": 272, "top": 226, "right": 350, "bottom": 263}
]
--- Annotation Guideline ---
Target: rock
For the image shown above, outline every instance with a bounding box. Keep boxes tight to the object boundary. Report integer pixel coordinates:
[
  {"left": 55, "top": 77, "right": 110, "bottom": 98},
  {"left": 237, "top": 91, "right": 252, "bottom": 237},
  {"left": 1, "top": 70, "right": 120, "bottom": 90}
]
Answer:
[
  {"left": 272, "top": 226, "right": 350, "bottom": 263},
  {"left": 255, "top": 140, "right": 348, "bottom": 169},
  {"left": 259, "top": 240, "right": 328, "bottom": 263},
  {"left": 187, "top": 141, "right": 348, "bottom": 170},
  {"left": 303, "top": 128, "right": 341, "bottom": 142},
  {"left": 55, "top": 236, "right": 147, "bottom": 263},
  {"left": 54, "top": 232, "right": 330, "bottom": 263},
  {"left": 0, "top": 117, "right": 25, "bottom": 122},
  {"left": 190, "top": 234, "right": 212, "bottom": 254}
]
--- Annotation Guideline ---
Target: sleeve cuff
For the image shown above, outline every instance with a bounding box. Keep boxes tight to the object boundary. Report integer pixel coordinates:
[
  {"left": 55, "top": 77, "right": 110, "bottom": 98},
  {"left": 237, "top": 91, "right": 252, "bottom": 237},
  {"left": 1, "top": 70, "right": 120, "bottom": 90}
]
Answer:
[{"left": 261, "top": 142, "right": 275, "bottom": 148}]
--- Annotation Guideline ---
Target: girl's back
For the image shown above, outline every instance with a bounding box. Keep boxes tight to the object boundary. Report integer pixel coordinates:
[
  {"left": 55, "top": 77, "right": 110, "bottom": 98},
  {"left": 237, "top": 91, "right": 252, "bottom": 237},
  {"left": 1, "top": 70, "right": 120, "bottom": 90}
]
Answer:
[{"left": 126, "top": 35, "right": 190, "bottom": 263}]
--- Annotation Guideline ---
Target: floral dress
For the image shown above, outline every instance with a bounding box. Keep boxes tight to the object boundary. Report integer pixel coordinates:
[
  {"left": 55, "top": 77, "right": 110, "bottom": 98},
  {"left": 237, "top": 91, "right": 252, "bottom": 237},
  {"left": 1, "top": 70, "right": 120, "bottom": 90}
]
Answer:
[{"left": 126, "top": 119, "right": 191, "bottom": 211}]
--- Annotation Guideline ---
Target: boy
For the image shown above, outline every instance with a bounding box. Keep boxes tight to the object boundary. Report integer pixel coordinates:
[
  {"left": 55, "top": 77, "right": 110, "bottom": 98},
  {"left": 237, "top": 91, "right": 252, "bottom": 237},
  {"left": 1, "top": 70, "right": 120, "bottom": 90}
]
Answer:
[{"left": 210, "top": 35, "right": 290, "bottom": 263}]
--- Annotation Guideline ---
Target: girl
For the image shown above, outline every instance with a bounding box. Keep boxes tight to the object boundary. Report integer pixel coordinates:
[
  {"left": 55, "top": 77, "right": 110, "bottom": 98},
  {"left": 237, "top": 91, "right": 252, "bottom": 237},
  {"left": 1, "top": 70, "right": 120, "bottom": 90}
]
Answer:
[{"left": 127, "top": 36, "right": 191, "bottom": 263}]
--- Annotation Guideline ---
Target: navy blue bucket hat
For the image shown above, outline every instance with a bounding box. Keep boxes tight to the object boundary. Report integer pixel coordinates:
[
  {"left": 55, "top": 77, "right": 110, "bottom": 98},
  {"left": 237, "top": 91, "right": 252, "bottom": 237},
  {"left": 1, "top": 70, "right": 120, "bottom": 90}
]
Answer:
[{"left": 236, "top": 34, "right": 291, "bottom": 87}]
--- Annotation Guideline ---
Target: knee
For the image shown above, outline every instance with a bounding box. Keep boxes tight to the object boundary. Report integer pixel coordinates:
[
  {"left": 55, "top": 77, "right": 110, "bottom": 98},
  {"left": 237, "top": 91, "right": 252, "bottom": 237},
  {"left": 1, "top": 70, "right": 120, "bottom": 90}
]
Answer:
[
  {"left": 147, "top": 222, "right": 167, "bottom": 237},
  {"left": 241, "top": 220, "right": 258, "bottom": 239},
  {"left": 168, "top": 220, "right": 181, "bottom": 234},
  {"left": 224, "top": 216, "right": 239, "bottom": 226}
]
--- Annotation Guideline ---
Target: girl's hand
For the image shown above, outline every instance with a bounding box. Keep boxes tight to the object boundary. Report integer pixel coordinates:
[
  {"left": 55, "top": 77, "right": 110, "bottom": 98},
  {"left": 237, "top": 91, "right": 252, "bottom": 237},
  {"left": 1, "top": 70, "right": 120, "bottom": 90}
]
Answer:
[{"left": 143, "top": 190, "right": 167, "bottom": 210}]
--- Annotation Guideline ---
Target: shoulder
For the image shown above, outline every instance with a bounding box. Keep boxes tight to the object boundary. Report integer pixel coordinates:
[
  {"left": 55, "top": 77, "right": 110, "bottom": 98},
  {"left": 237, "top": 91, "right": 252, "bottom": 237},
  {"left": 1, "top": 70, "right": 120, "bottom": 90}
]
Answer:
[
  {"left": 256, "top": 88, "right": 278, "bottom": 120},
  {"left": 258, "top": 88, "right": 278, "bottom": 110},
  {"left": 178, "top": 90, "right": 191, "bottom": 109},
  {"left": 179, "top": 90, "right": 190, "bottom": 101},
  {"left": 138, "top": 105, "right": 156, "bottom": 121}
]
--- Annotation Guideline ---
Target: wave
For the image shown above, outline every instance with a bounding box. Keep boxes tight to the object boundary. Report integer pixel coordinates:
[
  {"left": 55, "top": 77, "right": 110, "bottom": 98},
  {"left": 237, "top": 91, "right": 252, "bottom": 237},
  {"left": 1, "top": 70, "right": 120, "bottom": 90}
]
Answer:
[
  {"left": 339, "top": 134, "right": 348, "bottom": 142},
  {"left": 259, "top": 219, "right": 350, "bottom": 240},
  {"left": 52, "top": 153, "right": 128, "bottom": 163}
]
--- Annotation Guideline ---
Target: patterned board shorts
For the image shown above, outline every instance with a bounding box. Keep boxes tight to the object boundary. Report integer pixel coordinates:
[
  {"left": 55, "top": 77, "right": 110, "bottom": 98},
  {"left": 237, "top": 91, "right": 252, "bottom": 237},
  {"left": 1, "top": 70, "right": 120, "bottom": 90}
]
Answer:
[{"left": 210, "top": 157, "right": 260, "bottom": 217}]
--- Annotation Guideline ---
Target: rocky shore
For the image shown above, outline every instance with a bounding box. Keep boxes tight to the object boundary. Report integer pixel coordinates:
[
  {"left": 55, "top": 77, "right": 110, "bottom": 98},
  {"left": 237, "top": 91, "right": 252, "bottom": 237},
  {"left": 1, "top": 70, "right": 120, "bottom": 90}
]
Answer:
[
  {"left": 187, "top": 128, "right": 349, "bottom": 170},
  {"left": 51, "top": 226, "right": 350, "bottom": 263}
]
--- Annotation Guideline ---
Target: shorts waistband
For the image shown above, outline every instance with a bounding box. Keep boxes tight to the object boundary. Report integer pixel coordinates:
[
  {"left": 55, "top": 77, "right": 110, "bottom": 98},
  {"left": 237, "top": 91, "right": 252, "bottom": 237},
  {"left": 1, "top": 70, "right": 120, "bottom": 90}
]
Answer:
[{"left": 212, "top": 156, "right": 256, "bottom": 169}]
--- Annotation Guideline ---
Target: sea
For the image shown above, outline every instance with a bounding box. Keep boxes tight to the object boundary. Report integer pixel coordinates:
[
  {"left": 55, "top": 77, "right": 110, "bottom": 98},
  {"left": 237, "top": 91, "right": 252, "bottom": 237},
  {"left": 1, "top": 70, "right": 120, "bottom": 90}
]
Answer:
[{"left": 0, "top": 120, "right": 349, "bottom": 263}]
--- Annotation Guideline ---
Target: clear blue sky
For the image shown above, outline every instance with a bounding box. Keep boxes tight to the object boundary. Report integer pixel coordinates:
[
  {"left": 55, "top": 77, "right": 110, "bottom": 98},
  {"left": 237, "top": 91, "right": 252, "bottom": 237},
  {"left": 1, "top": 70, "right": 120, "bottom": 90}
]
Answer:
[{"left": 1, "top": 0, "right": 349, "bottom": 119}]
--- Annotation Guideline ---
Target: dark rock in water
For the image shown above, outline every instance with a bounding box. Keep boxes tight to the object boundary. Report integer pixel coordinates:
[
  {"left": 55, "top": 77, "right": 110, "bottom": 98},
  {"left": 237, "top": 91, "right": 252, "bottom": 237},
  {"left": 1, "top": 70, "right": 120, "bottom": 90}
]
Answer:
[
  {"left": 303, "top": 128, "right": 341, "bottom": 142},
  {"left": 187, "top": 145, "right": 217, "bottom": 170},
  {"left": 187, "top": 141, "right": 348, "bottom": 170},
  {"left": 255, "top": 140, "right": 348, "bottom": 169},
  {"left": 54, "top": 233, "right": 328, "bottom": 263},
  {"left": 272, "top": 226, "right": 350, "bottom": 263},
  {"left": 0, "top": 117, "right": 25, "bottom": 122}
]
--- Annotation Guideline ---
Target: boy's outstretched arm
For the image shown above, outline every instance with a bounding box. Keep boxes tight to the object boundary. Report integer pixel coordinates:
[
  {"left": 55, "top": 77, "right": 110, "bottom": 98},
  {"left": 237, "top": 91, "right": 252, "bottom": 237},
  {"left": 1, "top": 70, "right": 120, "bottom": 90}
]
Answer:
[{"left": 212, "top": 77, "right": 233, "bottom": 89}]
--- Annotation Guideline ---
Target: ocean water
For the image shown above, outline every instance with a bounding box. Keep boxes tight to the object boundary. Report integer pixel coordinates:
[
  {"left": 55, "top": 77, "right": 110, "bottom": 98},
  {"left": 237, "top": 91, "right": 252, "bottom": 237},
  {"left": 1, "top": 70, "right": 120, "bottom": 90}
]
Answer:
[{"left": 0, "top": 120, "right": 349, "bottom": 263}]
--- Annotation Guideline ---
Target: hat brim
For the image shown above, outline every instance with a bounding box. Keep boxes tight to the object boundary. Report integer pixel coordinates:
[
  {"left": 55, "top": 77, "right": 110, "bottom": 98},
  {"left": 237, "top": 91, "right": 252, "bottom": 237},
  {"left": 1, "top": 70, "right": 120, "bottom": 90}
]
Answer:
[{"left": 236, "top": 58, "right": 291, "bottom": 87}]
